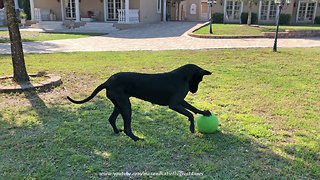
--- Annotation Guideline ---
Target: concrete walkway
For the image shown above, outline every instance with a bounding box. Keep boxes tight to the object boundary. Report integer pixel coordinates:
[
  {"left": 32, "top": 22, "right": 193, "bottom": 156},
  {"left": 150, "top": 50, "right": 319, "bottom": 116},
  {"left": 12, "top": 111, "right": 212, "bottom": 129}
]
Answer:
[{"left": 0, "top": 22, "right": 320, "bottom": 54}]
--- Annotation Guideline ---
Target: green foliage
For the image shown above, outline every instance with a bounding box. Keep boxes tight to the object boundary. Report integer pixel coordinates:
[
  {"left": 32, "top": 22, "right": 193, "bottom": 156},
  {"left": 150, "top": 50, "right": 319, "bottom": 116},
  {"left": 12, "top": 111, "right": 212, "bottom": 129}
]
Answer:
[
  {"left": 241, "top": 12, "right": 258, "bottom": 24},
  {"left": 315, "top": 16, "right": 320, "bottom": 24},
  {"left": 213, "top": 13, "right": 224, "bottom": 23},
  {"left": 279, "top": 14, "right": 291, "bottom": 25},
  {"left": 22, "top": 0, "right": 31, "bottom": 20}
]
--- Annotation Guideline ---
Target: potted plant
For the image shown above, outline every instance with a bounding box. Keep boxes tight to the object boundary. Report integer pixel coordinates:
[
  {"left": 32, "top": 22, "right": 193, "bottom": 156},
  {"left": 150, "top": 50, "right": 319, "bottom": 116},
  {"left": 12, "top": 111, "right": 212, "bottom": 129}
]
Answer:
[
  {"left": 20, "top": 12, "right": 27, "bottom": 26},
  {"left": 88, "top": 11, "right": 94, "bottom": 18}
]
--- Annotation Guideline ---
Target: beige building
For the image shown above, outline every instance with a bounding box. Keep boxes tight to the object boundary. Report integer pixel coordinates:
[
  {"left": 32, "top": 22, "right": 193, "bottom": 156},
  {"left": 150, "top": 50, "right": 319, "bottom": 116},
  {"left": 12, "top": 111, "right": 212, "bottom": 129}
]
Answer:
[
  {"left": 28, "top": 0, "right": 164, "bottom": 24},
  {"left": 168, "top": 0, "right": 320, "bottom": 24},
  {"left": 3, "top": 0, "right": 317, "bottom": 25}
]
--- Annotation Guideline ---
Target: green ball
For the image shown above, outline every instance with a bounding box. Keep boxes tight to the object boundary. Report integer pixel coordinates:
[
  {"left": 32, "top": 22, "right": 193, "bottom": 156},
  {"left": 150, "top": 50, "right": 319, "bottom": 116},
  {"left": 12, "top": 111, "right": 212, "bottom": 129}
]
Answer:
[{"left": 196, "top": 114, "right": 221, "bottom": 133}]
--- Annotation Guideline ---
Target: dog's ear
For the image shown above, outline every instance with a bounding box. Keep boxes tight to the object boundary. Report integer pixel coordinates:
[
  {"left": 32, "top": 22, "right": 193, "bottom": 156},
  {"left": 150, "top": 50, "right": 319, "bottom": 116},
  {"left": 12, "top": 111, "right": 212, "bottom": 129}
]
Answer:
[
  {"left": 189, "top": 69, "right": 211, "bottom": 93},
  {"left": 201, "top": 69, "right": 212, "bottom": 76}
]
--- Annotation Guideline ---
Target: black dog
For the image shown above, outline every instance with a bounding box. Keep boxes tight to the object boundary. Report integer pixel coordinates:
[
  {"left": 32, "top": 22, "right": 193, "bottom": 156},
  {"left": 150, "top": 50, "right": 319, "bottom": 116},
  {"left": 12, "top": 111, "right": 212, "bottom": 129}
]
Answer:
[{"left": 67, "top": 64, "right": 212, "bottom": 141}]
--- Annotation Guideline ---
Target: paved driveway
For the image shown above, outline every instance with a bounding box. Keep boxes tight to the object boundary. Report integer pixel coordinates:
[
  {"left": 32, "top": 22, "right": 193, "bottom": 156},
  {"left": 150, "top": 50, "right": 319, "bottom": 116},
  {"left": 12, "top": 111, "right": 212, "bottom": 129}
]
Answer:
[{"left": 0, "top": 22, "right": 320, "bottom": 54}]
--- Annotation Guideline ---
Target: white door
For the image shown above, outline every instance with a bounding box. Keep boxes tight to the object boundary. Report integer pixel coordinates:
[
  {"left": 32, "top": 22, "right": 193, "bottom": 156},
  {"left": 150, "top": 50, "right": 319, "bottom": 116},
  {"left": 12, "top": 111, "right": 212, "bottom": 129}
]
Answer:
[
  {"left": 65, "top": 0, "right": 76, "bottom": 20},
  {"left": 297, "top": 1, "right": 317, "bottom": 23},
  {"left": 107, "top": 0, "right": 122, "bottom": 20}
]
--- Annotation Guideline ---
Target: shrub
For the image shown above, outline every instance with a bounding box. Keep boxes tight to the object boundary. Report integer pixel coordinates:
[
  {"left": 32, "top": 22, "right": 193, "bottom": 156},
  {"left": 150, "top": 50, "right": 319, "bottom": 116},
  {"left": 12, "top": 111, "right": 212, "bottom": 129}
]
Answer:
[
  {"left": 241, "top": 12, "right": 258, "bottom": 24},
  {"left": 22, "top": 0, "right": 31, "bottom": 20},
  {"left": 315, "top": 16, "right": 320, "bottom": 24},
  {"left": 279, "top": 14, "right": 291, "bottom": 25},
  {"left": 213, "top": 13, "right": 224, "bottom": 23}
]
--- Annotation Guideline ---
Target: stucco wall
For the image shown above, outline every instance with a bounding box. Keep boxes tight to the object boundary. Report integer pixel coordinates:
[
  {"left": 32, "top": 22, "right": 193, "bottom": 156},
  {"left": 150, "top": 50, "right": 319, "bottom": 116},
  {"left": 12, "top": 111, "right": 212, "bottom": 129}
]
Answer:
[
  {"left": 212, "top": 1, "right": 226, "bottom": 14},
  {"left": 186, "top": 0, "right": 202, "bottom": 21},
  {"left": 34, "top": 0, "right": 62, "bottom": 20},
  {"left": 139, "top": 0, "right": 161, "bottom": 23},
  {"left": 130, "top": 0, "right": 140, "bottom": 9}
]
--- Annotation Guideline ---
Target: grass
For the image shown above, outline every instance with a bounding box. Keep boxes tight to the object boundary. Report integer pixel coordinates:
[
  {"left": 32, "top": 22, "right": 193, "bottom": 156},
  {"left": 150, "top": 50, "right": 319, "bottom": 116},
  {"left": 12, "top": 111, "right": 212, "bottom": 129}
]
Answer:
[
  {"left": 0, "top": 31, "right": 106, "bottom": 43},
  {"left": 194, "top": 24, "right": 320, "bottom": 36},
  {"left": 0, "top": 48, "right": 320, "bottom": 179}
]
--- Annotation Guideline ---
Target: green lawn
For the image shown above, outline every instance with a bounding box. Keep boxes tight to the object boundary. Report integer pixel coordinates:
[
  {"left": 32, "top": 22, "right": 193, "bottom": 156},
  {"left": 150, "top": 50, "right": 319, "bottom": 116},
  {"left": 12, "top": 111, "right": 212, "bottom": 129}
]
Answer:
[
  {"left": 0, "top": 48, "right": 320, "bottom": 179},
  {"left": 194, "top": 24, "right": 320, "bottom": 36},
  {"left": 0, "top": 31, "right": 106, "bottom": 43},
  {"left": 260, "top": 24, "right": 320, "bottom": 30}
]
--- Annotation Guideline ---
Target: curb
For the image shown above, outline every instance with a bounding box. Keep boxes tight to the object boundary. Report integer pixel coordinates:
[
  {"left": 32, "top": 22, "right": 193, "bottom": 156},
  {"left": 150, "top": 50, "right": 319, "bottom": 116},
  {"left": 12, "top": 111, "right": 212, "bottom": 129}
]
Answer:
[
  {"left": 0, "top": 74, "right": 62, "bottom": 93},
  {"left": 187, "top": 22, "right": 320, "bottom": 39},
  {"left": 187, "top": 22, "right": 266, "bottom": 39}
]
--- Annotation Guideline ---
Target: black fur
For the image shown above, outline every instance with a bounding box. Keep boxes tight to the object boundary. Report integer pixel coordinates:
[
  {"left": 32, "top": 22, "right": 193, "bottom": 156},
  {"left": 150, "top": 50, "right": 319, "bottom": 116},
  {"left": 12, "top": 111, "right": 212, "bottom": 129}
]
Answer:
[{"left": 67, "top": 64, "right": 212, "bottom": 141}]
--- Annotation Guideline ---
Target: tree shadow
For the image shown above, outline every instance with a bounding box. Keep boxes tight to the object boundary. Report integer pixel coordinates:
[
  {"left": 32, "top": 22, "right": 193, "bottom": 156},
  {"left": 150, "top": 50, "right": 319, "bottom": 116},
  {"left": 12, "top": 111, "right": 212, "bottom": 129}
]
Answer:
[{"left": 0, "top": 93, "right": 319, "bottom": 179}]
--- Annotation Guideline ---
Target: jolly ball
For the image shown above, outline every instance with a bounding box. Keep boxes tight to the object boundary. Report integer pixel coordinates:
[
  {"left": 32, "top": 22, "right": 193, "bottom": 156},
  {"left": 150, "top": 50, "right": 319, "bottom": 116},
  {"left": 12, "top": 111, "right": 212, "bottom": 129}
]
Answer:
[{"left": 196, "top": 114, "right": 221, "bottom": 133}]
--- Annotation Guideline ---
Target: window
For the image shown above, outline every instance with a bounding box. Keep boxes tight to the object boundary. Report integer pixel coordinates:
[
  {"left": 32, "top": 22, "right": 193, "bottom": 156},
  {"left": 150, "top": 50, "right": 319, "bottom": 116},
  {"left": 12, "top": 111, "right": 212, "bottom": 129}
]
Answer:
[
  {"left": 298, "top": 1, "right": 316, "bottom": 22},
  {"left": 260, "top": 0, "right": 277, "bottom": 21},
  {"left": 225, "top": 1, "right": 241, "bottom": 21},
  {"left": 157, "top": 0, "right": 162, "bottom": 13}
]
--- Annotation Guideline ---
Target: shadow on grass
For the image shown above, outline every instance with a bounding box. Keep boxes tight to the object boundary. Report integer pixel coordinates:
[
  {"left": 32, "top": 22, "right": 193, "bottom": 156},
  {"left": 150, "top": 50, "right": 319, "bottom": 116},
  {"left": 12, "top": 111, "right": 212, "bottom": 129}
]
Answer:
[{"left": 0, "top": 92, "right": 318, "bottom": 179}]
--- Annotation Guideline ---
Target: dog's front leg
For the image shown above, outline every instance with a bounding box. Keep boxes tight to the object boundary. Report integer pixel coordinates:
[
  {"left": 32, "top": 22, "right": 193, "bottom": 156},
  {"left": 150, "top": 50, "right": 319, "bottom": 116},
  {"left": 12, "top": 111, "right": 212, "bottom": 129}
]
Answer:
[
  {"left": 169, "top": 104, "right": 195, "bottom": 133},
  {"left": 182, "top": 101, "right": 211, "bottom": 116}
]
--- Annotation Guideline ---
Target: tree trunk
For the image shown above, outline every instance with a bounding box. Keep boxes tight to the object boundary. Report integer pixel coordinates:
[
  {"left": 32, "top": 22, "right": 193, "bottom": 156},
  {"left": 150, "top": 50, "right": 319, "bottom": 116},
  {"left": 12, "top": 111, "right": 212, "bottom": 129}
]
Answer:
[
  {"left": 4, "top": 0, "right": 29, "bottom": 82},
  {"left": 247, "top": 1, "right": 252, "bottom": 25}
]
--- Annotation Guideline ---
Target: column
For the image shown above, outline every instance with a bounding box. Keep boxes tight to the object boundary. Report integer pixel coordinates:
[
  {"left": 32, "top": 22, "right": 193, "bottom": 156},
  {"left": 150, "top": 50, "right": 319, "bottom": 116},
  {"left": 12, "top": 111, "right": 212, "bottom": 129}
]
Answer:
[
  {"left": 60, "top": 0, "right": 65, "bottom": 21},
  {"left": 14, "top": 0, "right": 19, "bottom": 9},
  {"left": 163, "top": 0, "right": 166, "bottom": 21},
  {"left": 30, "top": 0, "right": 35, "bottom": 21},
  {"left": 207, "top": 2, "right": 210, "bottom": 20},
  {"left": 104, "top": 0, "right": 107, "bottom": 21},
  {"left": 75, "top": 0, "right": 80, "bottom": 22},
  {"left": 125, "top": 0, "right": 129, "bottom": 23}
]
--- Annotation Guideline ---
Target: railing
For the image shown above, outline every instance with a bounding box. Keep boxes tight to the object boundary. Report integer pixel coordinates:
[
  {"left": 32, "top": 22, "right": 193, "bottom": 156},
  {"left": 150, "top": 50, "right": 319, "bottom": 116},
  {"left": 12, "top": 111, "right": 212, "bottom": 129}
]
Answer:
[
  {"left": 118, "top": 9, "right": 139, "bottom": 24},
  {"left": 34, "top": 8, "right": 41, "bottom": 21},
  {"left": 34, "top": 8, "right": 51, "bottom": 21}
]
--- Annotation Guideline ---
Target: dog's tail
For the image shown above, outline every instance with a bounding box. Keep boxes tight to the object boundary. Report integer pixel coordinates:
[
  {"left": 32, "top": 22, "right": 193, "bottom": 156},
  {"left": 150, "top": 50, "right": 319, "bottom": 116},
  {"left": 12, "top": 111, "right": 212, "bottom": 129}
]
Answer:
[{"left": 67, "top": 83, "right": 106, "bottom": 104}]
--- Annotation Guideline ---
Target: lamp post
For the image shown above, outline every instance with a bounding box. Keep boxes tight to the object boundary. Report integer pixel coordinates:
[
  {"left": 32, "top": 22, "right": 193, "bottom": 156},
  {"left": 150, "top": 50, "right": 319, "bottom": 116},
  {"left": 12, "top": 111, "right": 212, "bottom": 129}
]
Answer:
[
  {"left": 208, "top": 0, "right": 217, "bottom": 34},
  {"left": 273, "top": 0, "right": 291, "bottom": 52}
]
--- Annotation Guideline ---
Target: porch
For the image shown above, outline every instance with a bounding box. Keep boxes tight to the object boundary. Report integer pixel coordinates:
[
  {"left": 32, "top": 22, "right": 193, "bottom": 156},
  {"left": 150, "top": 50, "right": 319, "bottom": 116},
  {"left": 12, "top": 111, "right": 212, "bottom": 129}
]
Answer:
[{"left": 29, "top": 0, "right": 140, "bottom": 24}]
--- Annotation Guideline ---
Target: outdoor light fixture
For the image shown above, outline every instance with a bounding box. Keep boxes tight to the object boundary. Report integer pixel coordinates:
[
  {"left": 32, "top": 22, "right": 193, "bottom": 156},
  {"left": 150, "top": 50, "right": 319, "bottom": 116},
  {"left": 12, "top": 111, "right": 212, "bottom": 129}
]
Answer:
[
  {"left": 273, "top": 0, "right": 291, "bottom": 52},
  {"left": 208, "top": 0, "right": 217, "bottom": 34}
]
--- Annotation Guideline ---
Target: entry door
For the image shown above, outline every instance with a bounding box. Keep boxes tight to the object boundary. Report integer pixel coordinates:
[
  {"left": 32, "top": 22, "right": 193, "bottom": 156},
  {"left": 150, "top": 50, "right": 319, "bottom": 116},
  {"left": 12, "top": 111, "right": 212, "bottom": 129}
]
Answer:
[
  {"left": 297, "top": 1, "right": 316, "bottom": 23},
  {"left": 107, "top": 0, "right": 122, "bottom": 20},
  {"left": 225, "top": 1, "right": 242, "bottom": 22},
  {"left": 65, "top": 0, "right": 76, "bottom": 20}
]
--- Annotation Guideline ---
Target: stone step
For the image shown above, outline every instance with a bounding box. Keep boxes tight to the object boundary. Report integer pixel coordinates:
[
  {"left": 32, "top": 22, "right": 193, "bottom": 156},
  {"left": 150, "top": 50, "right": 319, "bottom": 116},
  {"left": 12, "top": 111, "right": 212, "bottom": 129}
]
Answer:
[{"left": 29, "top": 21, "right": 118, "bottom": 33}]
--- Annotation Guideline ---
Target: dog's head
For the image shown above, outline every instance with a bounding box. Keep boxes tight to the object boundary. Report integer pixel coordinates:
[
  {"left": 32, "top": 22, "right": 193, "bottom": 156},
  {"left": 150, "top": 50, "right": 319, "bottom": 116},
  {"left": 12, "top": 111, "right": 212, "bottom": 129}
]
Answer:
[{"left": 181, "top": 64, "right": 211, "bottom": 94}]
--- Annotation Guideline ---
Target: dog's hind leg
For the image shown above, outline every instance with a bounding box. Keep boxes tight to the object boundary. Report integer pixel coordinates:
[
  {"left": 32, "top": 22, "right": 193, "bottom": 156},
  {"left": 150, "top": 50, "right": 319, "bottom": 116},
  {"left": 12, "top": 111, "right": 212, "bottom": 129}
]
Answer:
[
  {"left": 108, "top": 107, "right": 122, "bottom": 134},
  {"left": 108, "top": 92, "right": 142, "bottom": 141},
  {"left": 169, "top": 104, "right": 195, "bottom": 133}
]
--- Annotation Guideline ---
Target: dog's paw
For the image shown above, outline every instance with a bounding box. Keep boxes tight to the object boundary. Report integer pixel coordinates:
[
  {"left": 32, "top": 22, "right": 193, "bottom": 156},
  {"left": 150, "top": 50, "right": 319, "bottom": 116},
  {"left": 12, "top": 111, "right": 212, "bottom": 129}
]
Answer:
[
  {"left": 114, "top": 129, "right": 123, "bottom": 134},
  {"left": 134, "top": 137, "right": 145, "bottom": 142},
  {"left": 202, "top": 110, "right": 212, "bottom": 117}
]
